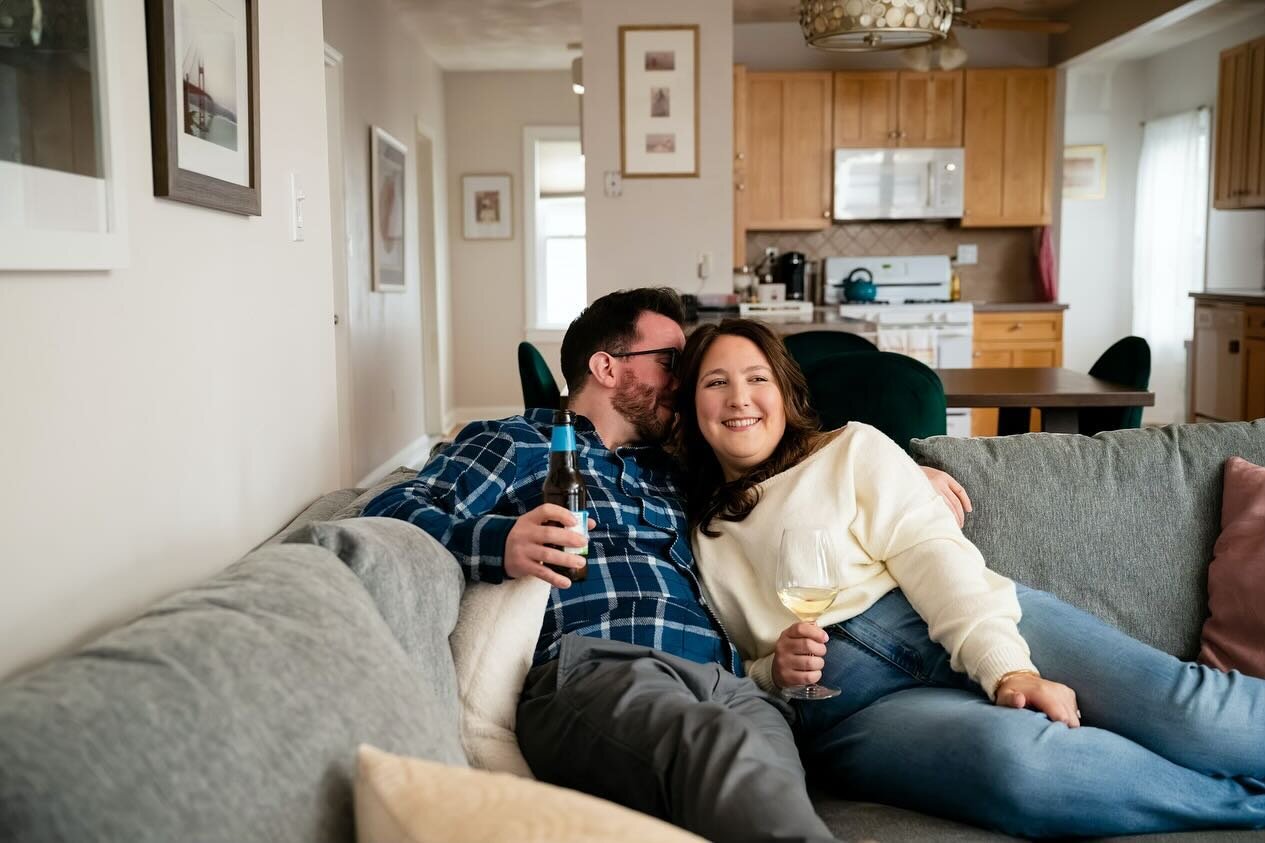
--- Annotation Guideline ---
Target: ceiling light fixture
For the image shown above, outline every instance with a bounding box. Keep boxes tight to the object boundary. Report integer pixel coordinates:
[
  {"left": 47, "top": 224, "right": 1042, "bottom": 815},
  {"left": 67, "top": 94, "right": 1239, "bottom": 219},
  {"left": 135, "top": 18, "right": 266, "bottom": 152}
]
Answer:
[{"left": 800, "top": 0, "right": 954, "bottom": 52}]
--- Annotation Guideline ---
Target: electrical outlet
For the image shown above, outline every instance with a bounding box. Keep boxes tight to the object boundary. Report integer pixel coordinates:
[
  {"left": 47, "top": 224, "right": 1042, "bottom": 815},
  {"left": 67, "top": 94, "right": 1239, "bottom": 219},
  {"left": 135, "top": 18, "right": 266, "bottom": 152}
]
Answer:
[
  {"left": 604, "top": 171, "right": 622, "bottom": 198},
  {"left": 956, "top": 243, "right": 978, "bottom": 265}
]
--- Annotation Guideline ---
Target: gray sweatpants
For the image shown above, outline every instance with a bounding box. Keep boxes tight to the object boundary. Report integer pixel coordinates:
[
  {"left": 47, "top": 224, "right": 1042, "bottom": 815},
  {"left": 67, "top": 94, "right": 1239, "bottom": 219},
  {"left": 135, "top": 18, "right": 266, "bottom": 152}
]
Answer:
[{"left": 516, "top": 634, "right": 837, "bottom": 843}]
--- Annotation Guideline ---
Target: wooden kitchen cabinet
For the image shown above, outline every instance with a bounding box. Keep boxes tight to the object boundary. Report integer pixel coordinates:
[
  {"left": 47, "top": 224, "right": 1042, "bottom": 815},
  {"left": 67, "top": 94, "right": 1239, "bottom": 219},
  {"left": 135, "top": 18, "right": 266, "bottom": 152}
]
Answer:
[
  {"left": 971, "top": 310, "right": 1064, "bottom": 436},
  {"left": 833, "top": 71, "right": 963, "bottom": 148},
  {"left": 745, "top": 71, "right": 833, "bottom": 231},
  {"left": 1214, "top": 37, "right": 1265, "bottom": 210},
  {"left": 962, "top": 68, "right": 1055, "bottom": 228},
  {"left": 1189, "top": 297, "right": 1265, "bottom": 422}
]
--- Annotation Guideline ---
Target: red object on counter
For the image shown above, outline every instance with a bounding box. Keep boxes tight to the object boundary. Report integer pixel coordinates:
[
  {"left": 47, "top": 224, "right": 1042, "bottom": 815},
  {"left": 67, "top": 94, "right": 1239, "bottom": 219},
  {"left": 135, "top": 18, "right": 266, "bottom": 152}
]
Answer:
[{"left": 1035, "top": 226, "right": 1058, "bottom": 302}]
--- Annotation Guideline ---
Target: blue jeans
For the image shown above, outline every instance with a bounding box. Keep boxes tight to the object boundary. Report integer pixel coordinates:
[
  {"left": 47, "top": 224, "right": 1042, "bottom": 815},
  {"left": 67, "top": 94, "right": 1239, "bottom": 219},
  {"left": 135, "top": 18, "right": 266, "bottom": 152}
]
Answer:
[{"left": 794, "top": 586, "right": 1265, "bottom": 838}]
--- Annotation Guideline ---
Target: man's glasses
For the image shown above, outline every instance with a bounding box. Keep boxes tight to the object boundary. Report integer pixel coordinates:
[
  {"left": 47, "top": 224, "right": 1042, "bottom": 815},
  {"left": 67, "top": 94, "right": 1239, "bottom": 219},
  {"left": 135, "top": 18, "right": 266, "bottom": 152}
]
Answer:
[{"left": 609, "top": 347, "right": 679, "bottom": 371}]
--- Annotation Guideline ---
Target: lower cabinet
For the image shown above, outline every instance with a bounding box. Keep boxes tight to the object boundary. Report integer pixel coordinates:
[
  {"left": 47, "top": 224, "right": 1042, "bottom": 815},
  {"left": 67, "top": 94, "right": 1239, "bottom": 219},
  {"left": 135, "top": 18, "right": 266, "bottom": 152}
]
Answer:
[
  {"left": 971, "top": 310, "right": 1064, "bottom": 436},
  {"left": 1192, "top": 299, "right": 1265, "bottom": 421}
]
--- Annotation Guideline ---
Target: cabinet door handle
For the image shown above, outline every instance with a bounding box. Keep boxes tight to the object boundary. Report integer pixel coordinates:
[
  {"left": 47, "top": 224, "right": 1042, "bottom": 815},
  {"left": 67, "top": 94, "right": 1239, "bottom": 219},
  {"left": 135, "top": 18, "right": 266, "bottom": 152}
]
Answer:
[
  {"left": 1008, "top": 323, "right": 1022, "bottom": 332},
  {"left": 736, "top": 152, "right": 745, "bottom": 161},
  {"left": 1230, "top": 340, "right": 1241, "bottom": 354},
  {"left": 736, "top": 183, "right": 745, "bottom": 191},
  {"left": 823, "top": 210, "right": 831, "bottom": 218}
]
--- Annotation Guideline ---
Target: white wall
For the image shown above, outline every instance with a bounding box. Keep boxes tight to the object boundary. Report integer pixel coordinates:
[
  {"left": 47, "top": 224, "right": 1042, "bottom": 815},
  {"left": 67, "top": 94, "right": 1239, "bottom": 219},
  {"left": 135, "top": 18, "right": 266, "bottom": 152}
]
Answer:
[
  {"left": 1058, "top": 62, "right": 1145, "bottom": 373},
  {"left": 1141, "top": 11, "right": 1265, "bottom": 291},
  {"left": 735, "top": 22, "right": 1048, "bottom": 70},
  {"left": 444, "top": 72, "right": 578, "bottom": 416},
  {"left": 324, "top": 0, "right": 451, "bottom": 479},
  {"left": 0, "top": 0, "right": 337, "bottom": 680},
  {"left": 581, "top": 0, "right": 734, "bottom": 300}
]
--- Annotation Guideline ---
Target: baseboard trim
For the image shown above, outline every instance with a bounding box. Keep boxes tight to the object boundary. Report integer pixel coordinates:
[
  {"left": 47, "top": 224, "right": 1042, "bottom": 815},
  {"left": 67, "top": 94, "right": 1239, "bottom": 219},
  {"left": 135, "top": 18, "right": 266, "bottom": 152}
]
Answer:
[{"left": 356, "top": 433, "right": 436, "bottom": 489}]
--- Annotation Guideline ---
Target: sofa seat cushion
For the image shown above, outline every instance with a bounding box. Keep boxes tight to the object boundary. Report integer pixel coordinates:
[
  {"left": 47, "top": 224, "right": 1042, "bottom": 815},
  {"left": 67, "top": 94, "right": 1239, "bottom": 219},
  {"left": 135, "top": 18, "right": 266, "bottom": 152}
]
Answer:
[
  {"left": 911, "top": 421, "right": 1265, "bottom": 659},
  {"left": 0, "top": 543, "right": 464, "bottom": 843}
]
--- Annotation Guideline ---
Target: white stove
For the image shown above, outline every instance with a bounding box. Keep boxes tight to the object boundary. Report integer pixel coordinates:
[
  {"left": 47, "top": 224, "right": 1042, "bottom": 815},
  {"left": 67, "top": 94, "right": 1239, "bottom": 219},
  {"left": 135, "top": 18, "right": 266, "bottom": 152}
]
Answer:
[{"left": 824, "top": 255, "right": 973, "bottom": 437}]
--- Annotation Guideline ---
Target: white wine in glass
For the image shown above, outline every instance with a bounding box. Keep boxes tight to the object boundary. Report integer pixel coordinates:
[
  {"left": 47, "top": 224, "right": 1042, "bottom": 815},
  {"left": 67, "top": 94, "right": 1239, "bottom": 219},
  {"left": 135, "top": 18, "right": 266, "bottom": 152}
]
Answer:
[{"left": 776, "top": 528, "right": 841, "bottom": 701}]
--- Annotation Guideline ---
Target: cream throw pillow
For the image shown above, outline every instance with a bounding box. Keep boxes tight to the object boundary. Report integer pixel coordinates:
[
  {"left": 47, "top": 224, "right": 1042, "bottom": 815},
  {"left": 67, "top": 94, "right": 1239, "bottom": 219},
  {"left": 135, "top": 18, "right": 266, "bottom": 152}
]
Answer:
[
  {"left": 355, "top": 745, "right": 706, "bottom": 843},
  {"left": 448, "top": 576, "right": 551, "bottom": 776}
]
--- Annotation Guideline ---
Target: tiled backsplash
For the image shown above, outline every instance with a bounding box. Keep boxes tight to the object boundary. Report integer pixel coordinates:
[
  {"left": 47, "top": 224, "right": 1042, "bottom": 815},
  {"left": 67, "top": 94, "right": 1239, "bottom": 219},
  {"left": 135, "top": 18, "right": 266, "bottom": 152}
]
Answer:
[{"left": 745, "top": 223, "right": 1045, "bottom": 303}]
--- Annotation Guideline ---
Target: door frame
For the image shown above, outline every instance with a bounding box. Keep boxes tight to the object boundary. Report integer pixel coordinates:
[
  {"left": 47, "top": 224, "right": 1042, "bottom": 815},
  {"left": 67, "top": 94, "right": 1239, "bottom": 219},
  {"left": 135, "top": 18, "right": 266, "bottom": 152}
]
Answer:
[
  {"left": 415, "top": 118, "right": 444, "bottom": 435},
  {"left": 324, "top": 43, "right": 355, "bottom": 485}
]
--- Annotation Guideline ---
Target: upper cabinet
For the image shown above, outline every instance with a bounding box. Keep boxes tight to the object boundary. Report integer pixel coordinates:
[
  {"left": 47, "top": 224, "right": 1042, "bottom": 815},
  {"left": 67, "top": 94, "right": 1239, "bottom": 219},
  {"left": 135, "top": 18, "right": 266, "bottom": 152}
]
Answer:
[
  {"left": 962, "top": 68, "right": 1055, "bottom": 228},
  {"left": 833, "top": 71, "right": 963, "bottom": 148},
  {"left": 746, "top": 71, "right": 834, "bottom": 231},
  {"left": 1214, "top": 37, "right": 1265, "bottom": 210}
]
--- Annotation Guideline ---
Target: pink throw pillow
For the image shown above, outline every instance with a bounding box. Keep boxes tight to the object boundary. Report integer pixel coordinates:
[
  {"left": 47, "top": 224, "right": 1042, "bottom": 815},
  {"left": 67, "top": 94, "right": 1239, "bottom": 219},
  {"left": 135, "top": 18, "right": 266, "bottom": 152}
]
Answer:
[{"left": 1198, "top": 457, "right": 1265, "bottom": 678}]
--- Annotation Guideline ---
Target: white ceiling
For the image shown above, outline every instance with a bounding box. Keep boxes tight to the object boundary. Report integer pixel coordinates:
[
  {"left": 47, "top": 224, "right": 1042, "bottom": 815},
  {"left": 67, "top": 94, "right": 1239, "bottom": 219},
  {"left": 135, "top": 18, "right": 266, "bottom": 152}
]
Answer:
[{"left": 398, "top": 0, "right": 1082, "bottom": 71}]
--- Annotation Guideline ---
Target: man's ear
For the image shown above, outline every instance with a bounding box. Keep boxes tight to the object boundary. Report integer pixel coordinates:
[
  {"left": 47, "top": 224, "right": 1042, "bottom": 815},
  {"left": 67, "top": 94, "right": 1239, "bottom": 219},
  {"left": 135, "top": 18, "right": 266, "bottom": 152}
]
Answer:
[{"left": 588, "top": 351, "right": 619, "bottom": 389}]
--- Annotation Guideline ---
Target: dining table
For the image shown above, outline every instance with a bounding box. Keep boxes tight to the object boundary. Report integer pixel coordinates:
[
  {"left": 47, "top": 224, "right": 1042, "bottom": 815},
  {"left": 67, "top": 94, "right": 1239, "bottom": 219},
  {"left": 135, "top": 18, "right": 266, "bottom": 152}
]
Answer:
[{"left": 933, "top": 368, "right": 1156, "bottom": 434}]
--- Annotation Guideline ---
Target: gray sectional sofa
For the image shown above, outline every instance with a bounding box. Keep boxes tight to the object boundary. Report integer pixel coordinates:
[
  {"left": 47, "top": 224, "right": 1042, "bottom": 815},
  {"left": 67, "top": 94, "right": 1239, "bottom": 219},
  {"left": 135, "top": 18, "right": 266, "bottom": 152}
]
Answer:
[{"left": 0, "top": 420, "right": 1262, "bottom": 842}]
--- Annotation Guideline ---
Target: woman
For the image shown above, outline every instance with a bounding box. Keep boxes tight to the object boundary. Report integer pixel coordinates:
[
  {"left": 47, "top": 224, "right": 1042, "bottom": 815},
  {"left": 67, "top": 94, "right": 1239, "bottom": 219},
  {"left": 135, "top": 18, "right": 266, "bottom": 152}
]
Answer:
[{"left": 671, "top": 319, "right": 1265, "bottom": 839}]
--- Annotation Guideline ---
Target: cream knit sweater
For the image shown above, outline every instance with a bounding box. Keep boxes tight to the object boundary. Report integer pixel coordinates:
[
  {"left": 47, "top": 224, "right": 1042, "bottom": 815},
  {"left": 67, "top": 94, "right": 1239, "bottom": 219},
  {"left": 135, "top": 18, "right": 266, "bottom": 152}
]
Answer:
[{"left": 693, "top": 423, "right": 1037, "bottom": 698}]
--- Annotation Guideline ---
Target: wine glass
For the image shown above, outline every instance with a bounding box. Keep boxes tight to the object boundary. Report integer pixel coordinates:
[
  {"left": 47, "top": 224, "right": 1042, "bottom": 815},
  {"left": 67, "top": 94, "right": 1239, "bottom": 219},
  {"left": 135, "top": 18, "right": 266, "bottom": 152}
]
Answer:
[{"left": 776, "top": 528, "right": 841, "bottom": 701}]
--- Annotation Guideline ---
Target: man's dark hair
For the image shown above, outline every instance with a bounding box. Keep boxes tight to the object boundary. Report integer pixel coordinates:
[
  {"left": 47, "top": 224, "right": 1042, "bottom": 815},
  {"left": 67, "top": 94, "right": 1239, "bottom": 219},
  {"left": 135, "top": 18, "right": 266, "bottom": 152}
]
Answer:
[{"left": 560, "top": 287, "right": 685, "bottom": 395}]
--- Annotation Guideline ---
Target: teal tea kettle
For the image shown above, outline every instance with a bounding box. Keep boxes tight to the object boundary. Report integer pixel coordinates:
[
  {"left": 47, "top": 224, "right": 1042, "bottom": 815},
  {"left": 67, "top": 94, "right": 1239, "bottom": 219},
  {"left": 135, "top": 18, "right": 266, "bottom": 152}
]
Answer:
[{"left": 841, "top": 268, "right": 877, "bottom": 302}]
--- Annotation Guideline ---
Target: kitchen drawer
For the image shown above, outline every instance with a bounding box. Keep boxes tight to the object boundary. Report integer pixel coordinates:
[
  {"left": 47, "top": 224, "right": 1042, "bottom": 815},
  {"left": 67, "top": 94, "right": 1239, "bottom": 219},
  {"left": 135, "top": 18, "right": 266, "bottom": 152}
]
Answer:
[
  {"left": 1246, "top": 306, "right": 1265, "bottom": 339},
  {"left": 974, "top": 312, "right": 1061, "bottom": 342}
]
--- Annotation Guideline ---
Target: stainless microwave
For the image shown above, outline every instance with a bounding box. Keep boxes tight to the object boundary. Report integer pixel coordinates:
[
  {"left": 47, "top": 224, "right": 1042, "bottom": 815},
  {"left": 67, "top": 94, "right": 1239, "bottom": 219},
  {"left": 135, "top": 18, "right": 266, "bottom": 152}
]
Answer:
[{"left": 833, "top": 147, "right": 964, "bottom": 220}]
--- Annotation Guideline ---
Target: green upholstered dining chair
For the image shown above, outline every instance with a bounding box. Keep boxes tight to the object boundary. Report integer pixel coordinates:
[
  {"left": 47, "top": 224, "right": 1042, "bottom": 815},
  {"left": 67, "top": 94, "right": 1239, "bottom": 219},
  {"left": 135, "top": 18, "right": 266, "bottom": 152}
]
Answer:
[
  {"left": 802, "top": 351, "right": 947, "bottom": 453},
  {"left": 784, "top": 330, "right": 878, "bottom": 375},
  {"left": 1079, "top": 336, "right": 1151, "bottom": 436},
  {"left": 517, "top": 341, "right": 561, "bottom": 411}
]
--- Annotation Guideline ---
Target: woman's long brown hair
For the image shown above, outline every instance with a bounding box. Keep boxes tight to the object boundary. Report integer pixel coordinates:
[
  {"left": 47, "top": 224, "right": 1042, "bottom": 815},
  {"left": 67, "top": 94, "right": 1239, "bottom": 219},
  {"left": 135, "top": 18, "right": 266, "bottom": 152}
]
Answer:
[{"left": 670, "top": 319, "right": 833, "bottom": 538}]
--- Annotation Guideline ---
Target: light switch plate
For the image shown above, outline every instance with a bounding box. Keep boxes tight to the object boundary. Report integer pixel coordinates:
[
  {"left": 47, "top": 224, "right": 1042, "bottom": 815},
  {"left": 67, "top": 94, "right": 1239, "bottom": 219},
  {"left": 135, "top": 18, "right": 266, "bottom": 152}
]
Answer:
[
  {"left": 956, "top": 243, "right": 978, "bottom": 265},
  {"left": 290, "top": 172, "right": 306, "bottom": 242}
]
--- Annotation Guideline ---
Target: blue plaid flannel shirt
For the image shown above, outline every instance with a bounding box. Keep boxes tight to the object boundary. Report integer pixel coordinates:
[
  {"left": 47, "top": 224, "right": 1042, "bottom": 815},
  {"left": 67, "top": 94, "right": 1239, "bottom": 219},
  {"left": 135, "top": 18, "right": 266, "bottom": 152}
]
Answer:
[{"left": 362, "top": 409, "right": 742, "bottom": 674}]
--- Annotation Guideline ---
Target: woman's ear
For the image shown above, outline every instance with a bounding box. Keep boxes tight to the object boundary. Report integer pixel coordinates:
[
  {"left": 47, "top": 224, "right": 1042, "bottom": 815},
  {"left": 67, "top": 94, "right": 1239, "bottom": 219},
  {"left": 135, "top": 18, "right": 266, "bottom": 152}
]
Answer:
[{"left": 588, "top": 351, "right": 618, "bottom": 389}]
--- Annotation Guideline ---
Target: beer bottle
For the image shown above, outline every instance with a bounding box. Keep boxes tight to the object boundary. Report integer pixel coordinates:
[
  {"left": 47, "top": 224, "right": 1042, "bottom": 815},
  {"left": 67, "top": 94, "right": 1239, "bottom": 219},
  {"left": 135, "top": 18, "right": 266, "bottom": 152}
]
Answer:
[{"left": 543, "top": 409, "right": 588, "bottom": 582}]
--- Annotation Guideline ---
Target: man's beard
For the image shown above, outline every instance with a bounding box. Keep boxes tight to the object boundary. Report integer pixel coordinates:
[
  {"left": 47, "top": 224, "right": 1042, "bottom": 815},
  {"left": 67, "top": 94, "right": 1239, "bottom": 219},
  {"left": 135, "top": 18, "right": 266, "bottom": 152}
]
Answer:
[{"left": 611, "top": 370, "right": 671, "bottom": 443}]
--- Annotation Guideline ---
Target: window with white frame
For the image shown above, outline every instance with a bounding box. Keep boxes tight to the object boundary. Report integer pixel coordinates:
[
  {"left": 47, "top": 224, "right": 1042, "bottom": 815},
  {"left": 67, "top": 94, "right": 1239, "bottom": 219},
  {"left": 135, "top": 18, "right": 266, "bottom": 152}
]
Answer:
[{"left": 525, "top": 130, "right": 585, "bottom": 336}]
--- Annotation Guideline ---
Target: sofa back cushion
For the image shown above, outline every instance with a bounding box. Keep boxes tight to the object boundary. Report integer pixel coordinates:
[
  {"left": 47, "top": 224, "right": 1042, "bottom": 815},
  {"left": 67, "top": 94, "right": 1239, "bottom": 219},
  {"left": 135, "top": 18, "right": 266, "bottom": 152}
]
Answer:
[
  {"left": 911, "top": 421, "right": 1265, "bottom": 660},
  {"left": 0, "top": 543, "right": 465, "bottom": 843}
]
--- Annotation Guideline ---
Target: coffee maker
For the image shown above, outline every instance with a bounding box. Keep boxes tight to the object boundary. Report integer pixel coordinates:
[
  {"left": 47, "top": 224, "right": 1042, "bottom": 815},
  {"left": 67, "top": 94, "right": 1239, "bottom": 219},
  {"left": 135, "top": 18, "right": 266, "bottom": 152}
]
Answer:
[{"left": 775, "top": 251, "right": 806, "bottom": 301}]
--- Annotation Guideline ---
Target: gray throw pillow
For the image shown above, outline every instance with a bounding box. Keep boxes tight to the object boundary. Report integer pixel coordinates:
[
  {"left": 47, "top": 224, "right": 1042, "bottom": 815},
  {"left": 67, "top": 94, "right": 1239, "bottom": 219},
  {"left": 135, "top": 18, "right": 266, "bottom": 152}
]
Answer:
[{"left": 284, "top": 517, "right": 464, "bottom": 685}]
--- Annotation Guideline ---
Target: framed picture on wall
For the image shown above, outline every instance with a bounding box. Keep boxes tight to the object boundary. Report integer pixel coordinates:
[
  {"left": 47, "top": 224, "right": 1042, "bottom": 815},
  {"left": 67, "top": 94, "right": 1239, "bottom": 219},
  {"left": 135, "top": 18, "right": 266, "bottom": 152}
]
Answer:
[
  {"left": 144, "top": 0, "right": 261, "bottom": 215},
  {"left": 1063, "top": 144, "right": 1107, "bottom": 200},
  {"left": 618, "top": 24, "right": 699, "bottom": 178},
  {"left": 462, "top": 173, "right": 512, "bottom": 240},
  {"left": 371, "top": 126, "right": 408, "bottom": 292},
  {"left": 0, "top": 0, "right": 130, "bottom": 270}
]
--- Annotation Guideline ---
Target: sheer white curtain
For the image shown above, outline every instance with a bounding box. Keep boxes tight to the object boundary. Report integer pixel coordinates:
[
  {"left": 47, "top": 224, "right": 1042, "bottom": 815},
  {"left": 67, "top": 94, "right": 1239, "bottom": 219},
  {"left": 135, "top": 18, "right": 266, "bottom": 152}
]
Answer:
[{"left": 1131, "top": 108, "right": 1210, "bottom": 424}]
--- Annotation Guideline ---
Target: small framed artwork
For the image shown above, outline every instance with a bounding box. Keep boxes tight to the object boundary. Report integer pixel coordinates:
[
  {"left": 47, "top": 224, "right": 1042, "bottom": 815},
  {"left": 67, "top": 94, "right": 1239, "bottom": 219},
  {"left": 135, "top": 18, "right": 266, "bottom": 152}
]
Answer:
[
  {"left": 462, "top": 174, "right": 512, "bottom": 240},
  {"left": 371, "top": 126, "right": 408, "bottom": 292},
  {"left": 0, "top": 0, "right": 130, "bottom": 270},
  {"left": 144, "top": 0, "right": 261, "bottom": 215},
  {"left": 619, "top": 24, "right": 699, "bottom": 178},
  {"left": 1063, "top": 144, "right": 1107, "bottom": 200}
]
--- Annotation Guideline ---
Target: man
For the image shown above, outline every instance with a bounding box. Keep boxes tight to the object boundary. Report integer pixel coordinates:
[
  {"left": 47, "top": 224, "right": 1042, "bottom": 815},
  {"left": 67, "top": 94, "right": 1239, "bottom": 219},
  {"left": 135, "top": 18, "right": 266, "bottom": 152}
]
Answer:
[{"left": 364, "top": 288, "right": 970, "bottom": 842}]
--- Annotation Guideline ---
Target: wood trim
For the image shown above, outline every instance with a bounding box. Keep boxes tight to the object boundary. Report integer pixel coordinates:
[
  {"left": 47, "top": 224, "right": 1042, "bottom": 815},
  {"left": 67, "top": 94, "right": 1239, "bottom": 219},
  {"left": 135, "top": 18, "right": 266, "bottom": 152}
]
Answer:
[
  {"left": 618, "top": 24, "right": 700, "bottom": 179},
  {"left": 145, "top": 0, "right": 261, "bottom": 215}
]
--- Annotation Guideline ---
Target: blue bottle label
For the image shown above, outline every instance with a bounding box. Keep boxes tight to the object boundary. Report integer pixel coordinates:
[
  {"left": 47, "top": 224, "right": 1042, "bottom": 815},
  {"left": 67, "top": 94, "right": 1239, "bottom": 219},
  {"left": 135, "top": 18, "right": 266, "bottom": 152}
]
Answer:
[{"left": 551, "top": 425, "right": 576, "bottom": 452}]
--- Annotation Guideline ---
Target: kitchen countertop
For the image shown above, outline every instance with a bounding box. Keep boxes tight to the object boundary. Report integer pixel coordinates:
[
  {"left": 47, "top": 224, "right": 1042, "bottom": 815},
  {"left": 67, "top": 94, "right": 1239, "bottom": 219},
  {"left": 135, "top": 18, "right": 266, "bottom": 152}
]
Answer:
[
  {"left": 687, "top": 307, "right": 876, "bottom": 335},
  {"left": 1189, "top": 290, "right": 1265, "bottom": 305},
  {"left": 970, "top": 301, "right": 1068, "bottom": 313}
]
